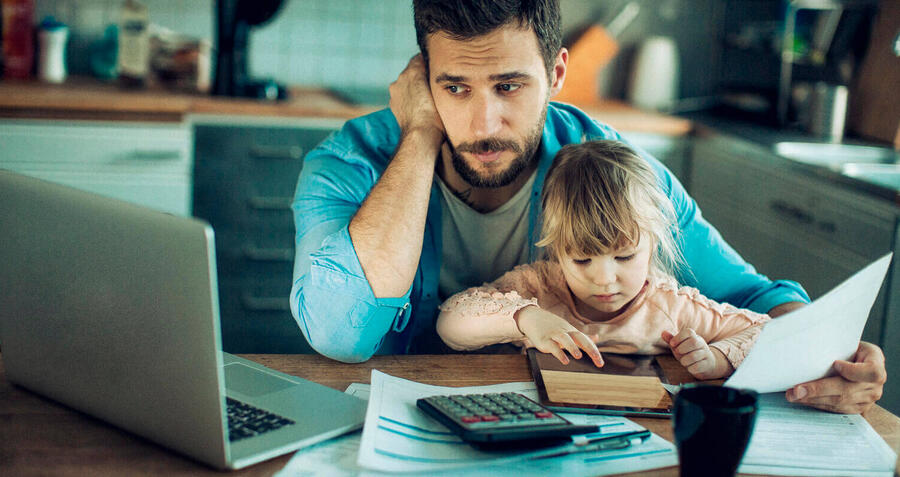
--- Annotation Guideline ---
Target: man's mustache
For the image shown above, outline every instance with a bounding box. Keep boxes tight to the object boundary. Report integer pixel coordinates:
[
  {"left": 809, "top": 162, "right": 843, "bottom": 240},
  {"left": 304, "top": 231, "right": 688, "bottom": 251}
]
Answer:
[{"left": 455, "top": 137, "right": 522, "bottom": 154}]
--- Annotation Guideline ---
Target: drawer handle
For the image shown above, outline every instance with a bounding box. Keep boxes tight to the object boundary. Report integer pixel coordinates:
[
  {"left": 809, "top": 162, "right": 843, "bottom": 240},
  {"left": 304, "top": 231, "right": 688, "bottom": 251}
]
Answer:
[
  {"left": 818, "top": 221, "right": 837, "bottom": 234},
  {"left": 127, "top": 150, "right": 183, "bottom": 161},
  {"left": 249, "top": 145, "right": 303, "bottom": 160},
  {"left": 241, "top": 294, "right": 291, "bottom": 311},
  {"left": 248, "top": 196, "right": 292, "bottom": 210},
  {"left": 769, "top": 200, "right": 814, "bottom": 225},
  {"left": 243, "top": 246, "right": 294, "bottom": 262}
]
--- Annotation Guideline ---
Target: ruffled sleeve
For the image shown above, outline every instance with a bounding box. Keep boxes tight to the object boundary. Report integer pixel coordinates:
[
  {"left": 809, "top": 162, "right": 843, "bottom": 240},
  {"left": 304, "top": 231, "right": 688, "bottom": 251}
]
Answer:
[
  {"left": 436, "top": 263, "right": 553, "bottom": 351},
  {"left": 655, "top": 281, "right": 771, "bottom": 370}
]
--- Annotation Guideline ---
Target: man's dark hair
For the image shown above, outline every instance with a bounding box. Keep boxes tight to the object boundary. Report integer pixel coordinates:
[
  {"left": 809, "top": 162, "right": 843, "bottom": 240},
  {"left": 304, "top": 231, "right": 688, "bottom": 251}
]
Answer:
[{"left": 413, "top": 0, "right": 562, "bottom": 78}]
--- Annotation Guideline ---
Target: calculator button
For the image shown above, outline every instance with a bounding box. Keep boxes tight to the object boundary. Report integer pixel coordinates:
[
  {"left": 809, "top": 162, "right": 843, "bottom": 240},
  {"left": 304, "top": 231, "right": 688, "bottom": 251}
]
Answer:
[
  {"left": 461, "top": 416, "right": 481, "bottom": 423},
  {"left": 480, "top": 415, "right": 499, "bottom": 422},
  {"left": 535, "top": 411, "right": 554, "bottom": 418}
]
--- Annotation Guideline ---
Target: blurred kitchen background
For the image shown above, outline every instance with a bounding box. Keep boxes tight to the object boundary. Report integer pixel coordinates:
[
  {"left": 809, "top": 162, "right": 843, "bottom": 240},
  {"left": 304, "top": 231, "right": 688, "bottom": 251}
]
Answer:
[{"left": 1, "top": 0, "right": 900, "bottom": 413}]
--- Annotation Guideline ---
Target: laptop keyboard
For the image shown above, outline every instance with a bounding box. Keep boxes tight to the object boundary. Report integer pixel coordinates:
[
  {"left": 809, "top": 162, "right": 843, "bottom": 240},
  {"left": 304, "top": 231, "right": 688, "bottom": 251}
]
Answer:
[{"left": 226, "top": 397, "right": 295, "bottom": 442}]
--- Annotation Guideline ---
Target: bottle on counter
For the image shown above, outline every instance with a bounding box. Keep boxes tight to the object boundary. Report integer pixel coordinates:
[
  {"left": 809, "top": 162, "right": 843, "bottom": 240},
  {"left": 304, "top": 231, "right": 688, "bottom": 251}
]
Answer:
[
  {"left": 117, "top": 0, "right": 149, "bottom": 87},
  {"left": 37, "top": 16, "right": 68, "bottom": 83},
  {"left": 1, "top": 0, "right": 35, "bottom": 79}
]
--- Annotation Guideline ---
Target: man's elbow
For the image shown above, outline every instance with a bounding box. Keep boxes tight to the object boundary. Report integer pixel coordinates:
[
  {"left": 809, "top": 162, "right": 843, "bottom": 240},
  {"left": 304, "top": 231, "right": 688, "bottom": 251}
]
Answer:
[
  {"left": 307, "top": 339, "right": 375, "bottom": 364},
  {"left": 291, "top": 293, "right": 379, "bottom": 364}
]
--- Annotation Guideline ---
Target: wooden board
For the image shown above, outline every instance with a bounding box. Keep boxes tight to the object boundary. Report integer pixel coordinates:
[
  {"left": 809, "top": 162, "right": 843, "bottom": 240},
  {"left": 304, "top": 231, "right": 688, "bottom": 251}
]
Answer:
[
  {"left": 847, "top": 0, "right": 900, "bottom": 148},
  {"left": 527, "top": 348, "right": 673, "bottom": 415}
]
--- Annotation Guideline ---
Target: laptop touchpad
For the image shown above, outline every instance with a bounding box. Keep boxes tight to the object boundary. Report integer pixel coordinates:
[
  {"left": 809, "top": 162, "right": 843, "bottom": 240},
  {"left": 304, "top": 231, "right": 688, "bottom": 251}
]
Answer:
[{"left": 224, "top": 363, "right": 296, "bottom": 397}]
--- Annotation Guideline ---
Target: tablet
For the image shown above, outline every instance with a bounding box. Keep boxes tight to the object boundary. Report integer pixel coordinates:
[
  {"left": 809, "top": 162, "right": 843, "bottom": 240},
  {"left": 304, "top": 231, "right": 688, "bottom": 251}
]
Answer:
[{"left": 527, "top": 348, "right": 673, "bottom": 418}]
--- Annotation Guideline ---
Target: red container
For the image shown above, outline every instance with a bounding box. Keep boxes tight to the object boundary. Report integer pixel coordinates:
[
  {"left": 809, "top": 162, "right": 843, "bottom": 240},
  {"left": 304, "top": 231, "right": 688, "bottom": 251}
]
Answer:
[{"left": 2, "top": 0, "right": 35, "bottom": 79}]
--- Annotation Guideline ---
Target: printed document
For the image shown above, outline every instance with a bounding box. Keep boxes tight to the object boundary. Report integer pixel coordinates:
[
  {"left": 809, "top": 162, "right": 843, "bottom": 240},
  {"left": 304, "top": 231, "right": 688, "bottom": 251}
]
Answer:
[
  {"left": 357, "top": 370, "right": 677, "bottom": 473},
  {"left": 725, "top": 253, "right": 892, "bottom": 393},
  {"left": 275, "top": 373, "right": 677, "bottom": 475},
  {"left": 738, "top": 393, "right": 896, "bottom": 476}
]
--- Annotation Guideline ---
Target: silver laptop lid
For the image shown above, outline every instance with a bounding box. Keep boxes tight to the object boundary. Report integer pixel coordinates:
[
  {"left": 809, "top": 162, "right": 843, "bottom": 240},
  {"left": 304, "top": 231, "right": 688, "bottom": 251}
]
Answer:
[{"left": 0, "top": 170, "right": 230, "bottom": 468}]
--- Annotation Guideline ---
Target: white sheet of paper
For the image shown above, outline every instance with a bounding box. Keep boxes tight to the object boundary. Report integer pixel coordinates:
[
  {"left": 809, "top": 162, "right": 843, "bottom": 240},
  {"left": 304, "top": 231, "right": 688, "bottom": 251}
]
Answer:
[
  {"left": 738, "top": 393, "right": 896, "bottom": 476},
  {"left": 276, "top": 382, "right": 678, "bottom": 477},
  {"left": 355, "top": 370, "right": 677, "bottom": 474},
  {"left": 724, "top": 253, "right": 892, "bottom": 393}
]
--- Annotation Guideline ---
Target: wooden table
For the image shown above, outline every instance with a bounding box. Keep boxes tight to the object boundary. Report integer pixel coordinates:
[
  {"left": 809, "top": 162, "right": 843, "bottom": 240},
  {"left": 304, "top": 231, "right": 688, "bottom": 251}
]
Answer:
[{"left": 1, "top": 353, "right": 898, "bottom": 476}]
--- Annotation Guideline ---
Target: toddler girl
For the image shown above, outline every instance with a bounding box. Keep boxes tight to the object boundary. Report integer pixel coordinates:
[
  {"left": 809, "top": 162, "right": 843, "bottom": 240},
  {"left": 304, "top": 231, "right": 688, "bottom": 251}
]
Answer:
[{"left": 436, "top": 140, "right": 770, "bottom": 380}]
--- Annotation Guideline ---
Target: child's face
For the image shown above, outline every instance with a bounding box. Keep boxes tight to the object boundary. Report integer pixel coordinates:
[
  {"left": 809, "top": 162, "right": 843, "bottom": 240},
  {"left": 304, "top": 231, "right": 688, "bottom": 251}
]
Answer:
[{"left": 559, "top": 236, "right": 653, "bottom": 320}]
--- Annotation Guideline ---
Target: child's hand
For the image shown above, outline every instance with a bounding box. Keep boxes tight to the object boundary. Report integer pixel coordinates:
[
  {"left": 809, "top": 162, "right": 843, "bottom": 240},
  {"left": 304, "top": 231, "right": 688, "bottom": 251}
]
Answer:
[
  {"left": 661, "top": 328, "right": 731, "bottom": 380},
  {"left": 515, "top": 306, "right": 604, "bottom": 368}
]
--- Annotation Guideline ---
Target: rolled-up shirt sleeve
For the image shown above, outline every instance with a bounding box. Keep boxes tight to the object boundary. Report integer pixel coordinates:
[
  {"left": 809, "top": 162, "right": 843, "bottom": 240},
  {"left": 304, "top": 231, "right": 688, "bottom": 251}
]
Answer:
[{"left": 290, "top": 140, "right": 410, "bottom": 363}]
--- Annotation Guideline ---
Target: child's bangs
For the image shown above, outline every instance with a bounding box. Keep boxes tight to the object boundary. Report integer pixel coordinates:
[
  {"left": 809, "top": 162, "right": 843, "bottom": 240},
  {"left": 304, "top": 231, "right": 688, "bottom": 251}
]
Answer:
[{"left": 557, "top": 194, "right": 643, "bottom": 258}]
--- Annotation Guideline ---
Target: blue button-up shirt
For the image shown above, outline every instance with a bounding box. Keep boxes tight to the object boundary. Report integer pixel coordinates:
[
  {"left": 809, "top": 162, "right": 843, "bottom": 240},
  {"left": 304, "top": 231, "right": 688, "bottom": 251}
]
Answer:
[{"left": 290, "top": 102, "right": 809, "bottom": 363}]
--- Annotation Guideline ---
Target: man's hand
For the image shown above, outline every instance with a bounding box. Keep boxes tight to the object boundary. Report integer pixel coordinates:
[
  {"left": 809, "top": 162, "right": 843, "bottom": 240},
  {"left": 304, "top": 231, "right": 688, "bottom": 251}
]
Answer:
[
  {"left": 514, "top": 306, "right": 604, "bottom": 368},
  {"left": 389, "top": 54, "right": 444, "bottom": 141},
  {"left": 786, "top": 341, "right": 886, "bottom": 414},
  {"left": 662, "top": 328, "right": 733, "bottom": 380}
]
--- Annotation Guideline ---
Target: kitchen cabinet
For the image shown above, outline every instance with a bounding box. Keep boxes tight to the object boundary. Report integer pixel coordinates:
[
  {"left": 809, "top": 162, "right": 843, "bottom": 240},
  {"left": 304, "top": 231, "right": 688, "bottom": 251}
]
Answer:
[
  {"left": 689, "top": 134, "right": 896, "bottom": 348},
  {"left": 0, "top": 119, "right": 193, "bottom": 215},
  {"left": 192, "top": 118, "right": 342, "bottom": 354},
  {"left": 883, "top": 225, "right": 900, "bottom": 415},
  {"left": 622, "top": 132, "right": 691, "bottom": 189}
]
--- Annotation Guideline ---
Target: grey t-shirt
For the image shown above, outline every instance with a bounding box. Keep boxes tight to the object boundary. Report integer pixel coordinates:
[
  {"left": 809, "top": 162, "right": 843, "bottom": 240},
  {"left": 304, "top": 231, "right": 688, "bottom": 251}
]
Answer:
[{"left": 436, "top": 171, "right": 536, "bottom": 300}]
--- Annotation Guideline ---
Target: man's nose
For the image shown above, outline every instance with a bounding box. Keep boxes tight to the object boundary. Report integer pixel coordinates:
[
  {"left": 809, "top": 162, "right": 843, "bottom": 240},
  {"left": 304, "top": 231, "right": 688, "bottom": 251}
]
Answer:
[{"left": 469, "top": 92, "right": 503, "bottom": 138}]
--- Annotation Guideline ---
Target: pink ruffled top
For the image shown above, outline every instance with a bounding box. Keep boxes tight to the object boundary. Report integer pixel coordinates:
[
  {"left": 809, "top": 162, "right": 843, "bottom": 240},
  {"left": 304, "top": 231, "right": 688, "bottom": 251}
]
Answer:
[{"left": 436, "top": 260, "right": 770, "bottom": 369}]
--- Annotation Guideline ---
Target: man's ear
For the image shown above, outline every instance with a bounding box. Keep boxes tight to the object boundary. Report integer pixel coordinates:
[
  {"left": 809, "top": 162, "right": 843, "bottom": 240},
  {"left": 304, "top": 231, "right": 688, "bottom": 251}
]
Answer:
[{"left": 548, "top": 48, "right": 568, "bottom": 98}]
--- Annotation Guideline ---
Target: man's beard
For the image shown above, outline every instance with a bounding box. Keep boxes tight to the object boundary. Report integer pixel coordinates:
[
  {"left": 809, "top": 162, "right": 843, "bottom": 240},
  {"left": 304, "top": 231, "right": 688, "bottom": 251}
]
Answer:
[{"left": 447, "top": 109, "right": 546, "bottom": 189}]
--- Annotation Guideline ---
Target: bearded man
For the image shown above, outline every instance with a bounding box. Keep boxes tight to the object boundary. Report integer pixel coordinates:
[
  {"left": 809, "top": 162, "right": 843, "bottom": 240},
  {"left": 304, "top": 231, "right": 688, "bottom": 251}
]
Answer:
[{"left": 289, "top": 0, "right": 885, "bottom": 414}]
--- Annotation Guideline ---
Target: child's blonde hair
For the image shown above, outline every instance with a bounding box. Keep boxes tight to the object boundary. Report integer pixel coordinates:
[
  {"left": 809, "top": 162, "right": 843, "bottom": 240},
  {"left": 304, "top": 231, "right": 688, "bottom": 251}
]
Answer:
[{"left": 537, "top": 140, "right": 683, "bottom": 279}]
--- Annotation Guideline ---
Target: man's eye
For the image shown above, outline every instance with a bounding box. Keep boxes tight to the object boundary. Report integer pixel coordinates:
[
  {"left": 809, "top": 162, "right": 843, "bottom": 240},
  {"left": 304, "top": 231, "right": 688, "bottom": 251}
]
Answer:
[
  {"left": 447, "top": 85, "right": 466, "bottom": 94},
  {"left": 497, "top": 83, "right": 521, "bottom": 93},
  {"left": 615, "top": 254, "right": 635, "bottom": 262}
]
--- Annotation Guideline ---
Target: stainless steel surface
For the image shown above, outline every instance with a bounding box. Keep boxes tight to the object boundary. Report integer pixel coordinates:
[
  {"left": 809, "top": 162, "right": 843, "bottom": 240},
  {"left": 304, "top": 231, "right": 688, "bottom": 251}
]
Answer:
[
  {"left": 806, "top": 83, "right": 848, "bottom": 141},
  {"left": 842, "top": 163, "right": 900, "bottom": 190},
  {"left": 774, "top": 141, "right": 900, "bottom": 168}
]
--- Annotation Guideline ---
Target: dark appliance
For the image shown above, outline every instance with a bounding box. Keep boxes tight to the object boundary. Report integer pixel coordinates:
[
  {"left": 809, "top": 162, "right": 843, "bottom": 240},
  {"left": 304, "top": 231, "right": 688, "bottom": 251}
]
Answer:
[{"left": 213, "top": 0, "right": 288, "bottom": 100}]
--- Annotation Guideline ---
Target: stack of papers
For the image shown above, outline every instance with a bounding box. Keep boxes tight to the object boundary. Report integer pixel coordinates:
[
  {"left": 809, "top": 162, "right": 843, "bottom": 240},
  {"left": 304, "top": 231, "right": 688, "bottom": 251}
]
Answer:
[
  {"left": 738, "top": 393, "right": 897, "bottom": 476},
  {"left": 276, "top": 371, "right": 677, "bottom": 476}
]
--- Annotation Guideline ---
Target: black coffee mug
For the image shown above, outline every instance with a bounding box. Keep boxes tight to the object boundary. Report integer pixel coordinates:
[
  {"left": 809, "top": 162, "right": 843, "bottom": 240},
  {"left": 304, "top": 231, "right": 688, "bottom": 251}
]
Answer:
[{"left": 673, "top": 384, "right": 758, "bottom": 477}]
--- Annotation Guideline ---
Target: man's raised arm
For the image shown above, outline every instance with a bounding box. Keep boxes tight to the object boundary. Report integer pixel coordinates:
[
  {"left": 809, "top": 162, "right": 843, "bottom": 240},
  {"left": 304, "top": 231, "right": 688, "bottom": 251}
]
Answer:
[
  {"left": 350, "top": 56, "right": 444, "bottom": 297},
  {"left": 290, "top": 56, "right": 443, "bottom": 362}
]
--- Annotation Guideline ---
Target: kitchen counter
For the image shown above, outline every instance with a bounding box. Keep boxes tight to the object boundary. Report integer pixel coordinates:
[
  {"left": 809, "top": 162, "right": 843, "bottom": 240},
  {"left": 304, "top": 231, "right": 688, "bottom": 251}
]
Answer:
[
  {"left": 0, "top": 78, "right": 377, "bottom": 122},
  {"left": 683, "top": 110, "right": 900, "bottom": 206},
  {"left": 0, "top": 78, "right": 692, "bottom": 135}
]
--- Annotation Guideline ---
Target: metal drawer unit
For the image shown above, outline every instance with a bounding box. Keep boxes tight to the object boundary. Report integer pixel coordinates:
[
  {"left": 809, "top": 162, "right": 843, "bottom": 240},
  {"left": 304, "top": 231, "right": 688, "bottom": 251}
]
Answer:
[
  {"left": 0, "top": 119, "right": 193, "bottom": 216},
  {"left": 690, "top": 135, "right": 897, "bottom": 347},
  {"left": 193, "top": 122, "right": 338, "bottom": 353}
]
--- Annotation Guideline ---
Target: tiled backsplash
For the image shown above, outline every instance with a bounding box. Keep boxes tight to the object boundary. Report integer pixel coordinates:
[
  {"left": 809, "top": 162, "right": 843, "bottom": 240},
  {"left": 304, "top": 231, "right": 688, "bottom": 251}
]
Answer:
[
  {"left": 32, "top": 0, "right": 722, "bottom": 97},
  {"left": 34, "top": 0, "right": 419, "bottom": 90}
]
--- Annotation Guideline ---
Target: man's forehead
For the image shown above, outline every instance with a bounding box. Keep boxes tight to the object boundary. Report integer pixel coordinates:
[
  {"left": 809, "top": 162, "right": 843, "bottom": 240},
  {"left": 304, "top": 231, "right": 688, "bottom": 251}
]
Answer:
[{"left": 425, "top": 25, "right": 544, "bottom": 78}]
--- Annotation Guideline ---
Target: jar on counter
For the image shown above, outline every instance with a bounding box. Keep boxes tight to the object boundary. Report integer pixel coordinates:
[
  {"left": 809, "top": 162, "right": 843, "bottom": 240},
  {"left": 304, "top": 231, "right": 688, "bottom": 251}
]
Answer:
[
  {"left": 117, "top": 0, "right": 149, "bottom": 87},
  {"left": 1, "top": 0, "right": 35, "bottom": 79},
  {"left": 37, "top": 16, "right": 68, "bottom": 83}
]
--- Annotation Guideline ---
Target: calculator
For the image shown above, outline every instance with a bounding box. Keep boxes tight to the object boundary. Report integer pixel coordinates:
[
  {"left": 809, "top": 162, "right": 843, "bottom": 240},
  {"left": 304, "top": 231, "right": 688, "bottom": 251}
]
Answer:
[{"left": 416, "top": 392, "right": 599, "bottom": 449}]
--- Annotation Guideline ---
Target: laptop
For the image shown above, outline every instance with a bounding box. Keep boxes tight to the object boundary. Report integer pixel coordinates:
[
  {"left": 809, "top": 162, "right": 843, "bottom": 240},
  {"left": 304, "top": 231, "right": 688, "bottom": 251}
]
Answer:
[{"left": 0, "top": 170, "right": 366, "bottom": 470}]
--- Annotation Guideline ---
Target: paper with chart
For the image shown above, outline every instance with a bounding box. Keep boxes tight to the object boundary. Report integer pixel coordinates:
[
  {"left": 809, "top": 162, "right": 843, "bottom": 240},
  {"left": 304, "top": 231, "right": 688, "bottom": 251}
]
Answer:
[
  {"left": 737, "top": 393, "right": 896, "bottom": 476},
  {"left": 276, "top": 379, "right": 677, "bottom": 477},
  {"left": 355, "top": 370, "right": 677, "bottom": 474},
  {"left": 725, "top": 253, "right": 892, "bottom": 393}
]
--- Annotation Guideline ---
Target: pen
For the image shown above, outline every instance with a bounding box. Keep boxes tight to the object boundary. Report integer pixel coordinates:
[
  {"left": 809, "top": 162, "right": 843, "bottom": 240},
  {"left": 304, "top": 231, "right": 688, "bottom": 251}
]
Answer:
[{"left": 539, "top": 429, "right": 652, "bottom": 459}]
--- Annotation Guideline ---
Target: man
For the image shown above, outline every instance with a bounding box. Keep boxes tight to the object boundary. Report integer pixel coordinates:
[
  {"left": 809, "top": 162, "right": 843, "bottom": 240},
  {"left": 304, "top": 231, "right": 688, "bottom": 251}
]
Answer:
[{"left": 290, "top": 0, "right": 885, "bottom": 414}]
